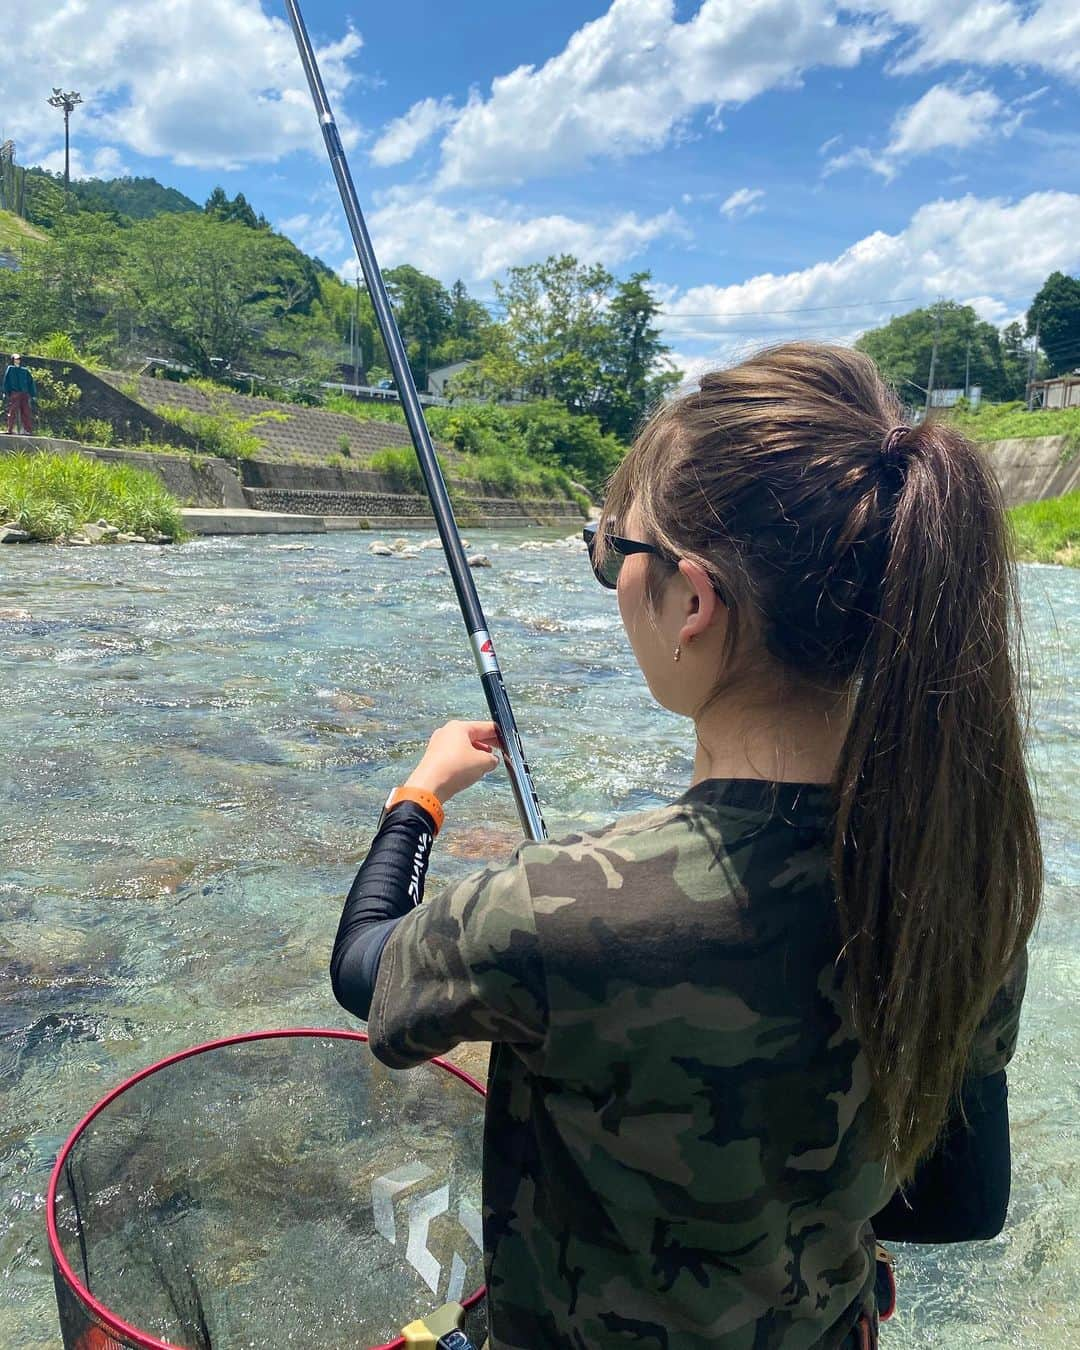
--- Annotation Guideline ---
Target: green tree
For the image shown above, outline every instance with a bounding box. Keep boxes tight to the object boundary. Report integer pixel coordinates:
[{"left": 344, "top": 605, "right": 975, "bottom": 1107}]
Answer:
[
  {"left": 204, "top": 186, "right": 263, "bottom": 229},
  {"left": 21, "top": 169, "right": 69, "bottom": 230},
  {"left": 429, "top": 279, "right": 493, "bottom": 370},
  {"left": 1001, "top": 322, "right": 1031, "bottom": 402},
  {"left": 384, "top": 264, "right": 452, "bottom": 388},
  {"left": 8, "top": 213, "right": 126, "bottom": 352},
  {"left": 123, "top": 214, "right": 299, "bottom": 373},
  {"left": 1028, "top": 271, "right": 1080, "bottom": 377},
  {"left": 454, "top": 257, "right": 678, "bottom": 432},
  {"left": 598, "top": 271, "right": 680, "bottom": 438},
  {"left": 856, "top": 302, "right": 1012, "bottom": 403},
  {"left": 496, "top": 254, "right": 613, "bottom": 410},
  {"left": 71, "top": 175, "right": 199, "bottom": 219}
]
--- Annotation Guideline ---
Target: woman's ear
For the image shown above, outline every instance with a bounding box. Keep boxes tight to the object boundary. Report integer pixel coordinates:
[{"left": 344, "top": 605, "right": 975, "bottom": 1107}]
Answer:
[{"left": 677, "top": 558, "right": 721, "bottom": 644}]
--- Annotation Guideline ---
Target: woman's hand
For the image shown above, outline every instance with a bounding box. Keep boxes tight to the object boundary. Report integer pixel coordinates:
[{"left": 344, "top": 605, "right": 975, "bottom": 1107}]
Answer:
[{"left": 404, "top": 720, "right": 502, "bottom": 803}]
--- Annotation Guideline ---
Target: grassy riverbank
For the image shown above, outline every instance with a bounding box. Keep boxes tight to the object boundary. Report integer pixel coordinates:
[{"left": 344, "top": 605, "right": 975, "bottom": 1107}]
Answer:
[
  {"left": 949, "top": 401, "right": 1080, "bottom": 450},
  {"left": 0, "top": 450, "right": 184, "bottom": 541},
  {"left": 1009, "top": 492, "right": 1080, "bottom": 567}
]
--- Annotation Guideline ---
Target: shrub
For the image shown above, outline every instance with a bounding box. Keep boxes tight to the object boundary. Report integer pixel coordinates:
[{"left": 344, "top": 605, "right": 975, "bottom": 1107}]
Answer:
[
  {"left": 324, "top": 394, "right": 618, "bottom": 493},
  {"left": 34, "top": 332, "right": 80, "bottom": 362},
  {"left": 0, "top": 451, "right": 185, "bottom": 541},
  {"left": 337, "top": 434, "right": 352, "bottom": 457},
  {"left": 154, "top": 393, "right": 288, "bottom": 461},
  {"left": 71, "top": 417, "right": 115, "bottom": 446},
  {"left": 368, "top": 447, "right": 439, "bottom": 493},
  {"left": 32, "top": 367, "right": 83, "bottom": 437}
]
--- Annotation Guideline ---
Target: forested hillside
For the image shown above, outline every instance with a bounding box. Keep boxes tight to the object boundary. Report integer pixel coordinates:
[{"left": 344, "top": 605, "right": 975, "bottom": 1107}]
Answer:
[{"left": 0, "top": 172, "right": 680, "bottom": 445}]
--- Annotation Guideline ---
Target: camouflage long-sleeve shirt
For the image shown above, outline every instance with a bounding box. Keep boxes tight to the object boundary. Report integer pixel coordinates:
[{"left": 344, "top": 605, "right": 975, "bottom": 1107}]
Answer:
[{"left": 367, "top": 778, "right": 1025, "bottom": 1349}]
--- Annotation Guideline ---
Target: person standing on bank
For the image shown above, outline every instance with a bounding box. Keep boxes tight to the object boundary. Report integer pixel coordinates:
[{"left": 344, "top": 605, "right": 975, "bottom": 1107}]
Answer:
[
  {"left": 3, "top": 354, "right": 36, "bottom": 435},
  {"left": 332, "top": 343, "right": 1041, "bottom": 1349}
]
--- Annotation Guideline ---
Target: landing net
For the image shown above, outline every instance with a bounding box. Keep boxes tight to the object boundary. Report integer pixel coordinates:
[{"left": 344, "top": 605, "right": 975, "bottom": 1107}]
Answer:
[{"left": 47, "top": 1030, "right": 487, "bottom": 1349}]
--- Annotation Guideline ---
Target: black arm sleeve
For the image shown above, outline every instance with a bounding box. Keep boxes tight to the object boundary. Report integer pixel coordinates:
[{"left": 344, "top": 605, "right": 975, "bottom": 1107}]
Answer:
[
  {"left": 872, "top": 1070, "right": 1011, "bottom": 1243},
  {"left": 330, "top": 801, "right": 437, "bottom": 1021}
]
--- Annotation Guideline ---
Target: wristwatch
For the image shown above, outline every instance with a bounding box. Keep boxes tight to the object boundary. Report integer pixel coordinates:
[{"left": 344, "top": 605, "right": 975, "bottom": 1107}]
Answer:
[{"left": 379, "top": 785, "right": 445, "bottom": 835}]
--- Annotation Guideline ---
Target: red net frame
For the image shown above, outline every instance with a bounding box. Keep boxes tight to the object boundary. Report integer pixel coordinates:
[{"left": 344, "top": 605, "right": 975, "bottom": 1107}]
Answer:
[{"left": 46, "top": 1028, "right": 487, "bottom": 1350}]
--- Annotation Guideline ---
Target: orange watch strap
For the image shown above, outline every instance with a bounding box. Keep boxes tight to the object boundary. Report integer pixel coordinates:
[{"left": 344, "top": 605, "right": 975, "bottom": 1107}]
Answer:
[{"left": 385, "top": 785, "right": 444, "bottom": 834}]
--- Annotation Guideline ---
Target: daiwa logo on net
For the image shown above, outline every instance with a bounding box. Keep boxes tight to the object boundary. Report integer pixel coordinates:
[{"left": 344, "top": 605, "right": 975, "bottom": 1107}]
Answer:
[{"left": 372, "top": 1162, "right": 482, "bottom": 1298}]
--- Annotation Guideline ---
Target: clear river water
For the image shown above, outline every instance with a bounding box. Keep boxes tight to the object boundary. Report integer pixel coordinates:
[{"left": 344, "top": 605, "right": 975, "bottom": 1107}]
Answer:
[{"left": 1, "top": 530, "right": 1077, "bottom": 1348}]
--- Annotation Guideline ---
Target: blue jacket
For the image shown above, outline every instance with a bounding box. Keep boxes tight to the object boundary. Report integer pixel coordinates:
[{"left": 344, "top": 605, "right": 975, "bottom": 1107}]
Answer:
[{"left": 3, "top": 364, "right": 36, "bottom": 398}]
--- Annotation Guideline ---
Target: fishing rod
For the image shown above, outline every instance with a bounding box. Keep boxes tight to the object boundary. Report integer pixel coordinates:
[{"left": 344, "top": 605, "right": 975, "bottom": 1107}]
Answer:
[{"left": 284, "top": 0, "right": 546, "bottom": 842}]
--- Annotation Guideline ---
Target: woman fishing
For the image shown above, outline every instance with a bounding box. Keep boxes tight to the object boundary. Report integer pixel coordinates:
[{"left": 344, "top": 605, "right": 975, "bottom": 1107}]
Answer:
[{"left": 331, "top": 342, "right": 1041, "bottom": 1349}]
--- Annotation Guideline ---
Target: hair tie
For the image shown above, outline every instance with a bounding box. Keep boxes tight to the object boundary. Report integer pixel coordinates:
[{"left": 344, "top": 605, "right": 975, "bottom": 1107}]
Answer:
[{"left": 880, "top": 425, "right": 909, "bottom": 468}]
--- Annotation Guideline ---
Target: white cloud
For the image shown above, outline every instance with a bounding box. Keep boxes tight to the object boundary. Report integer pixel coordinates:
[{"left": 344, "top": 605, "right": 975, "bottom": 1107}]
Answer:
[
  {"left": 720, "top": 187, "right": 765, "bottom": 219},
  {"left": 366, "top": 0, "right": 1078, "bottom": 192},
  {"left": 826, "top": 82, "right": 1007, "bottom": 180},
  {"left": 279, "top": 210, "right": 348, "bottom": 262},
  {"left": 658, "top": 191, "right": 1080, "bottom": 365},
  {"left": 886, "top": 83, "right": 1002, "bottom": 157},
  {"left": 336, "top": 192, "right": 683, "bottom": 283},
  {"left": 6, "top": 0, "right": 363, "bottom": 170},
  {"left": 423, "top": 0, "right": 886, "bottom": 188},
  {"left": 370, "top": 96, "right": 460, "bottom": 167},
  {"left": 872, "top": 0, "right": 1080, "bottom": 82},
  {"left": 36, "top": 145, "right": 130, "bottom": 180}
]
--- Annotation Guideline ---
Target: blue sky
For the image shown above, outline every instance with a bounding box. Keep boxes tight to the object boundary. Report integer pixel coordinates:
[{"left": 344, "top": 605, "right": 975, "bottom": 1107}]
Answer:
[{"left": 6, "top": 0, "right": 1080, "bottom": 378}]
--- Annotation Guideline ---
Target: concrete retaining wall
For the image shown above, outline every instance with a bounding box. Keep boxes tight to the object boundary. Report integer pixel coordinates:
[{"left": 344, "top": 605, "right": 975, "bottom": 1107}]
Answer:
[{"left": 981, "top": 436, "right": 1079, "bottom": 507}]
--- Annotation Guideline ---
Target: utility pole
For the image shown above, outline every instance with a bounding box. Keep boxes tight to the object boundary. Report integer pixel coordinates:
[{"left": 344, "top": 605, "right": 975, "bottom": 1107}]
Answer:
[
  {"left": 1026, "top": 314, "right": 1041, "bottom": 411},
  {"left": 964, "top": 340, "right": 971, "bottom": 402},
  {"left": 354, "top": 275, "right": 362, "bottom": 388},
  {"left": 924, "top": 301, "right": 942, "bottom": 418},
  {"left": 46, "top": 89, "right": 83, "bottom": 193}
]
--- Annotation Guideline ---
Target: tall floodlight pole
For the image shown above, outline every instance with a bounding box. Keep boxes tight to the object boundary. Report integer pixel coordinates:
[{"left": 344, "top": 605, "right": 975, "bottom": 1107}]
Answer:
[
  {"left": 283, "top": 0, "right": 546, "bottom": 842},
  {"left": 46, "top": 89, "right": 83, "bottom": 192}
]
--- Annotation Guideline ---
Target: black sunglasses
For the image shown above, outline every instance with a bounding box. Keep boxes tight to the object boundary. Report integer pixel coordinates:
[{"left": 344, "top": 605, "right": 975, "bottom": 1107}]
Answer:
[{"left": 582, "top": 523, "right": 674, "bottom": 589}]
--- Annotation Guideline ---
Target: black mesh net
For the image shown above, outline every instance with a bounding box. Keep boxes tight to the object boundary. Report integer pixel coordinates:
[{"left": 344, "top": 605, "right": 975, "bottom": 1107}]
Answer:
[{"left": 48, "top": 1031, "right": 488, "bottom": 1350}]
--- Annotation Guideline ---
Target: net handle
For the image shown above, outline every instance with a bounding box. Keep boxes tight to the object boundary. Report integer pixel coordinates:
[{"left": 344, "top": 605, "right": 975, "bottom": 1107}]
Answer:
[{"left": 46, "top": 1028, "right": 487, "bottom": 1350}]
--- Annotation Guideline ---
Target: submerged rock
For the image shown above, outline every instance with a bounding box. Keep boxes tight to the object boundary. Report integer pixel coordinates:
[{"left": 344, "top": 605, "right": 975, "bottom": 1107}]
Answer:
[
  {"left": 466, "top": 553, "right": 492, "bottom": 568},
  {"left": 368, "top": 541, "right": 394, "bottom": 556},
  {"left": 445, "top": 824, "right": 521, "bottom": 861},
  {"left": 0, "top": 607, "right": 32, "bottom": 620}
]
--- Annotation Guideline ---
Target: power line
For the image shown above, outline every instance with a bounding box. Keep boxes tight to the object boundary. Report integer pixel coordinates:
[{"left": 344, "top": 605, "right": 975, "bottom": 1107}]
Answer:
[{"left": 656, "top": 297, "right": 922, "bottom": 318}]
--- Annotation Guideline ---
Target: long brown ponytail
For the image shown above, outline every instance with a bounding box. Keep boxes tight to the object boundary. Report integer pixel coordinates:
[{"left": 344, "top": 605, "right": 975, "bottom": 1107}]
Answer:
[{"left": 600, "top": 342, "right": 1043, "bottom": 1177}]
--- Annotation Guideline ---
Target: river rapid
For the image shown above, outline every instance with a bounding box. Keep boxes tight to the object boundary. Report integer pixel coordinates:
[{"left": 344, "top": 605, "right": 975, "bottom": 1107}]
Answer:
[{"left": 1, "top": 530, "right": 1077, "bottom": 1347}]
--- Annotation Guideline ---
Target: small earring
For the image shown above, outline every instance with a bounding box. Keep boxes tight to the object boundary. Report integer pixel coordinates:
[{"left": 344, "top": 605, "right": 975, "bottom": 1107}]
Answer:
[{"left": 673, "top": 644, "right": 682, "bottom": 662}]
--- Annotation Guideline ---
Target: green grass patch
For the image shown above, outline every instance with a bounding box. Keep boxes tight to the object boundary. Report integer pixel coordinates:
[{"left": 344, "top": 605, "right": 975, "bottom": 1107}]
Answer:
[
  {"left": 367, "top": 447, "right": 447, "bottom": 494},
  {"left": 323, "top": 395, "right": 407, "bottom": 427},
  {"left": 154, "top": 403, "right": 287, "bottom": 461},
  {"left": 1008, "top": 492, "right": 1080, "bottom": 567},
  {"left": 948, "top": 401, "right": 1080, "bottom": 455},
  {"left": 0, "top": 451, "right": 184, "bottom": 541},
  {"left": 0, "top": 208, "right": 46, "bottom": 251}
]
